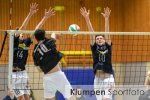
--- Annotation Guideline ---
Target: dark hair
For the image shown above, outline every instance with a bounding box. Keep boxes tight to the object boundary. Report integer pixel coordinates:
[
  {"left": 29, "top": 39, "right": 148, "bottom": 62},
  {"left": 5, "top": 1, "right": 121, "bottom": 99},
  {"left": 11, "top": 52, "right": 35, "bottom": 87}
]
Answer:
[
  {"left": 34, "top": 29, "right": 45, "bottom": 41},
  {"left": 95, "top": 34, "right": 104, "bottom": 39}
]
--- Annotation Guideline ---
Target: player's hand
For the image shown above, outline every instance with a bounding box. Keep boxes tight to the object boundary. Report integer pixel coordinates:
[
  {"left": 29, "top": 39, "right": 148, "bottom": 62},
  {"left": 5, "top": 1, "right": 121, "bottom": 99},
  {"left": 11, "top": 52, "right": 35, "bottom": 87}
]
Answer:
[
  {"left": 44, "top": 7, "right": 55, "bottom": 18},
  {"left": 80, "top": 7, "right": 90, "bottom": 18},
  {"left": 51, "top": 32, "right": 61, "bottom": 40},
  {"left": 101, "top": 7, "right": 111, "bottom": 19},
  {"left": 29, "top": 3, "right": 38, "bottom": 15}
]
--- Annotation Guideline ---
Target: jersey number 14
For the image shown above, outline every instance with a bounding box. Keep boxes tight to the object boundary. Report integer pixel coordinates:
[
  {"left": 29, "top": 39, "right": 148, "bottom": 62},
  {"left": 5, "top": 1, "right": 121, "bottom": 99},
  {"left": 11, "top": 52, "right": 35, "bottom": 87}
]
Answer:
[{"left": 17, "top": 50, "right": 23, "bottom": 59}]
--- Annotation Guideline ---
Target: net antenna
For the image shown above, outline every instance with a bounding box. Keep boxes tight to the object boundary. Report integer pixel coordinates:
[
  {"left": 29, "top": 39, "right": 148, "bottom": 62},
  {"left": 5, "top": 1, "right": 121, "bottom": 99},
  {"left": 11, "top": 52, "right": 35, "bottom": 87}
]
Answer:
[{"left": 0, "top": 31, "right": 8, "bottom": 58}]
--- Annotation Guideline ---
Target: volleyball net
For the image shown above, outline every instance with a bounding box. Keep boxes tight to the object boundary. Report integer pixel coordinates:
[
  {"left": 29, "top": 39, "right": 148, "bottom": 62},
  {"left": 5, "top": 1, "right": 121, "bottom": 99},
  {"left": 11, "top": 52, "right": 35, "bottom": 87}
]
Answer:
[
  {"left": 0, "top": 30, "right": 150, "bottom": 98},
  {"left": 0, "top": 31, "right": 9, "bottom": 91}
]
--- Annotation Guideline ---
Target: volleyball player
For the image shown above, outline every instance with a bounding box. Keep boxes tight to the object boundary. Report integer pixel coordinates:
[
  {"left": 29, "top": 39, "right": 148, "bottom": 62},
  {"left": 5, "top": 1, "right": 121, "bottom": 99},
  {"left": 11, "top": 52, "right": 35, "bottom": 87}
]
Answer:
[
  {"left": 80, "top": 7, "right": 115, "bottom": 100},
  {"left": 139, "top": 71, "right": 150, "bottom": 100},
  {"left": 32, "top": 29, "right": 76, "bottom": 100},
  {"left": 12, "top": 3, "right": 55, "bottom": 100},
  {"left": 12, "top": 3, "right": 38, "bottom": 100}
]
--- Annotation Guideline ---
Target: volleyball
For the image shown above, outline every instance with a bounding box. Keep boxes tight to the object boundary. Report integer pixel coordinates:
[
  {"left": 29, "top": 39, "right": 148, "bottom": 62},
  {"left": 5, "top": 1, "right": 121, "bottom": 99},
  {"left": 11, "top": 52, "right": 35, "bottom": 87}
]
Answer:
[{"left": 68, "top": 24, "right": 80, "bottom": 32}]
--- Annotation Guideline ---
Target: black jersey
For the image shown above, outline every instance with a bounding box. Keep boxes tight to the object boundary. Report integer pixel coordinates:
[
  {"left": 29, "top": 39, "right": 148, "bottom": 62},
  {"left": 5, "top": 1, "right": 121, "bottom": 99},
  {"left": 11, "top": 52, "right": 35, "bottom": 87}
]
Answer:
[
  {"left": 91, "top": 42, "right": 113, "bottom": 74},
  {"left": 32, "top": 38, "right": 63, "bottom": 74},
  {"left": 13, "top": 36, "right": 32, "bottom": 70}
]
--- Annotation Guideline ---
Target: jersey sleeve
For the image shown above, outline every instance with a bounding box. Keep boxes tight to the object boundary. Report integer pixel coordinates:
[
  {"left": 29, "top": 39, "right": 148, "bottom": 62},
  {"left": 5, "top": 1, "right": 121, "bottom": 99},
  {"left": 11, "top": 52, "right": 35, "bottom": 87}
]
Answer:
[
  {"left": 32, "top": 44, "right": 39, "bottom": 66},
  {"left": 14, "top": 36, "right": 19, "bottom": 48},
  {"left": 90, "top": 43, "right": 97, "bottom": 54},
  {"left": 45, "top": 38, "right": 57, "bottom": 52},
  {"left": 105, "top": 42, "right": 112, "bottom": 50},
  {"left": 90, "top": 43, "right": 98, "bottom": 63}
]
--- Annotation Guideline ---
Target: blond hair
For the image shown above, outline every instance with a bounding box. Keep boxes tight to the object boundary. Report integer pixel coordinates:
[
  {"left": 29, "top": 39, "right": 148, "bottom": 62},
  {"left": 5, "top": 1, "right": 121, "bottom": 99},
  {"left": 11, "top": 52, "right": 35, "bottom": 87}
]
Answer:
[{"left": 145, "top": 71, "right": 150, "bottom": 86}]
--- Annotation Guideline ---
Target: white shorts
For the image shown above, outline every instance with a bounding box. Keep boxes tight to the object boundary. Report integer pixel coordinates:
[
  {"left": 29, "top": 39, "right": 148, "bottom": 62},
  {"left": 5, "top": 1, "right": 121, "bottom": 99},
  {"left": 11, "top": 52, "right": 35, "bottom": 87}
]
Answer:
[
  {"left": 94, "top": 75, "right": 115, "bottom": 100},
  {"left": 11, "top": 70, "right": 30, "bottom": 97},
  {"left": 43, "top": 71, "right": 72, "bottom": 99}
]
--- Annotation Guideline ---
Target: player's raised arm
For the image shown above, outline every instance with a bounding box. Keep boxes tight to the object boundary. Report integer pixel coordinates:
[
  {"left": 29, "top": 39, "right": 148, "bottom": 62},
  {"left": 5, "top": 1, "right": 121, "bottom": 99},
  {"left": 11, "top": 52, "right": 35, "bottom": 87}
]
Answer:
[
  {"left": 101, "top": 7, "right": 111, "bottom": 45},
  {"left": 80, "top": 7, "right": 95, "bottom": 45},
  {"left": 15, "top": 3, "right": 38, "bottom": 37},
  {"left": 30, "top": 7, "right": 55, "bottom": 41},
  {"left": 35, "top": 7, "right": 55, "bottom": 30},
  {"left": 80, "top": 7, "right": 94, "bottom": 32}
]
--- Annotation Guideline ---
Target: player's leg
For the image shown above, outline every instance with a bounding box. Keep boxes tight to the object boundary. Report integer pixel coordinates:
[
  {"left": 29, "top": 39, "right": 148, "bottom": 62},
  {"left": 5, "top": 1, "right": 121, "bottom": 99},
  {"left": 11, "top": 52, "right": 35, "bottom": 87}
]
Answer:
[
  {"left": 13, "top": 89, "right": 25, "bottom": 100},
  {"left": 22, "top": 71, "right": 30, "bottom": 100},
  {"left": 45, "top": 97, "right": 55, "bottom": 100},
  {"left": 53, "top": 71, "right": 76, "bottom": 100},
  {"left": 45, "top": 70, "right": 76, "bottom": 100},
  {"left": 12, "top": 71, "right": 26, "bottom": 100},
  {"left": 12, "top": 83, "right": 26, "bottom": 100},
  {"left": 17, "top": 95, "right": 25, "bottom": 100},
  {"left": 103, "top": 75, "right": 115, "bottom": 100},
  {"left": 94, "top": 76, "right": 103, "bottom": 100},
  {"left": 23, "top": 83, "right": 30, "bottom": 100},
  {"left": 67, "top": 95, "right": 76, "bottom": 100},
  {"left": 24, "top": 94, "right": 30, "bottom": 100},
  {"left": 43, "top": 73, "right": 57, "bottom": 100}
]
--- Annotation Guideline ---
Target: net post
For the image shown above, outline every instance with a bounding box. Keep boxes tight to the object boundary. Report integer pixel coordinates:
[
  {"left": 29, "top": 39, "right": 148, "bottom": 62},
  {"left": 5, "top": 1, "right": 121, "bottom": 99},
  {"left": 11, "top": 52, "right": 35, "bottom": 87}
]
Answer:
[{"left": 8, "top": 30, "right": 14, "bottom": 90}]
